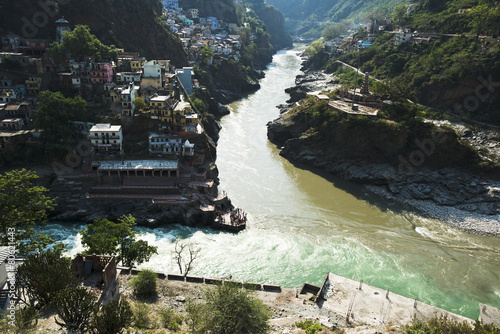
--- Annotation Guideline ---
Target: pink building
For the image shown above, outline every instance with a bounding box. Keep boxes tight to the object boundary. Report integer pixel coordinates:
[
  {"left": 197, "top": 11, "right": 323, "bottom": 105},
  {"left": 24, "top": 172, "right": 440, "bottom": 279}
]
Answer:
[{"left": 90, "top": 62, "right": 113, "bottom": 84}]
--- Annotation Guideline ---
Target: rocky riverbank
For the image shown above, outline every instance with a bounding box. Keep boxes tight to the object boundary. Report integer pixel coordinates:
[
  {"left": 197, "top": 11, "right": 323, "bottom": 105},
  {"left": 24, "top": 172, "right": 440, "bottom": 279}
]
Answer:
[{"left": 267, "top": 70, "right": 500, "bottom": 236}]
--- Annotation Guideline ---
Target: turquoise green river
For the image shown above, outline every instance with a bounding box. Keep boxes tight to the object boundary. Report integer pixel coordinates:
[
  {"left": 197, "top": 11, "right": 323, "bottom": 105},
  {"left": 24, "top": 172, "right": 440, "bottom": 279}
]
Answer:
[{"left": 54, "top": 47, "right": 500, "bottom": 320}]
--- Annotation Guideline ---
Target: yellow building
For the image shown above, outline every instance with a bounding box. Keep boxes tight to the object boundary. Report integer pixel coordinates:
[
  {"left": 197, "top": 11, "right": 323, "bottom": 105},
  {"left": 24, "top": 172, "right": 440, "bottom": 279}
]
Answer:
[
  {"left": 25, "top": 76, "right": 42, "bottom": 95},
  {"left": 130, "top": 60, "right": 143, "bottom": 71},
  {"left": 150, "top": 95, "right": 172, "bottom": 121}
]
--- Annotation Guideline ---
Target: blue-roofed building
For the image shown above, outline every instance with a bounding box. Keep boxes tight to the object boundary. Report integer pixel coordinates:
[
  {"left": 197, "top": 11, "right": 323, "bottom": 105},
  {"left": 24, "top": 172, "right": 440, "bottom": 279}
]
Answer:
[{"left": 207, "top": 17, "right": 219, "bottom": 30}]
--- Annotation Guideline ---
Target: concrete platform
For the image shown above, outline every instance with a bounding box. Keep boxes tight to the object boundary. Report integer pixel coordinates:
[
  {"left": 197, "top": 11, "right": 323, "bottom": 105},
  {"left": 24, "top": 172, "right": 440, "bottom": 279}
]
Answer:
[{"left": 320, "top": 273, "right": 472, "bottom": 327}]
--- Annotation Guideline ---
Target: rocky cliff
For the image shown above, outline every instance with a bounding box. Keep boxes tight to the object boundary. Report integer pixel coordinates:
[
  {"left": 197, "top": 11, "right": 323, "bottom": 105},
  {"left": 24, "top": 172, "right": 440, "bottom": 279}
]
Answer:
[
  {"left": 254, "top": 5, "right": 293, "bottom": 51},
  {"left": 0, "top": 0, "right": 187, "bottom": 66}
]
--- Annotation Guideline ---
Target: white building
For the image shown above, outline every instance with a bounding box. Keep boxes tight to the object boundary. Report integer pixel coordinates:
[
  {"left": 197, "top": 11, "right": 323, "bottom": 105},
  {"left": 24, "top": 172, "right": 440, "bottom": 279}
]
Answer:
[
  {"left": 89, "top": 123, "right": 123, "bottom": 154},
  {"left": 121, "top": 84, "right": 139, "bottom": 116},
  {"left": 394, "top": 28, "right": 413, "bottom": 45}
]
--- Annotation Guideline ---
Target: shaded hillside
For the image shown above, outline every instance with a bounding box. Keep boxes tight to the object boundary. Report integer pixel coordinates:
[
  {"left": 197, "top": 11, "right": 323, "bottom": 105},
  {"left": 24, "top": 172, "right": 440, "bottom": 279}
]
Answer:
[
  {"left": 254, "top": 3, "right": 293, "bottom": 50},
  {"left": 180, "top": 0, "right": 238, "bottom": 23},
  {"left": 266, "top": 0, "right": 406, "bottom": 38},
  {"left": 0, "top": 0, "right": 187, "bottom": 66}
]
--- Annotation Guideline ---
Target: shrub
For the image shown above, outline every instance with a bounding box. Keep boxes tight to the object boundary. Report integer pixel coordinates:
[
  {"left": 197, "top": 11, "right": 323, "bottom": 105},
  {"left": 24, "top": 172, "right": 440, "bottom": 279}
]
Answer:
[
  {"left": 130, "top": 269, "right": 157, "bottom": 298},
  {"left": 296, "top": 319, "right": 324, "bottom": 334},
  {"left": 132, "top": 302, "right": 152, "bottom": 329},
  {"left": 187, "top": 282, "right": 272, "bottom": 334},
  {"left": 13, "top": 305, "right": 39, "bottom": 332},
  {"left": 403, "top": 316, "right": 500, "bottom": 333},
  {"left": 53, "top": 287, "right": 97, "bottom": 333},
  {"left": 92, "top": 298, "right": 133, "bottom": 334},
  {"left": 158, "top": 306, "right": 183, "bottom": 331},
  {"left": 15, "top": 251, "right": 77, "bottom": 308}
]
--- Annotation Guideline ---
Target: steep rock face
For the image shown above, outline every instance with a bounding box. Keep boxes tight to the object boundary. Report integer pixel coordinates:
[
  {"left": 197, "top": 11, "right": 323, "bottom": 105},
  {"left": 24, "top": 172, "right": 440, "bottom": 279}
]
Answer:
[
  {"left": 1, "top": 0, "right": 187, "bottom": 66},
  {"left": 196, "top": 60, "right": 262, "bottom": 104},
  {"left": 255, "top": 5, "right": 293, "bottom": 50},
  {"left": 180, "top": 0, "right": 238, "bottom": 23}
]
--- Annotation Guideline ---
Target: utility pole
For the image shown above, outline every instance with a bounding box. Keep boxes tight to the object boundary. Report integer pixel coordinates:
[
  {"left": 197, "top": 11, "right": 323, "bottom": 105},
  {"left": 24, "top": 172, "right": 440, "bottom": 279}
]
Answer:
[{"left": 352, "top": 46, "right": 361, "bottom": 110}]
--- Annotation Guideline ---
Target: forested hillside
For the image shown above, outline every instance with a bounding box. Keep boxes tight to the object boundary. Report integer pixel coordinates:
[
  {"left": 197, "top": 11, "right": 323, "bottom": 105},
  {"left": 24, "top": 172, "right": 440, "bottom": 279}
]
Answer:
[
  {"left": 266, "top": 0, "right": 407, "bottom": 39},
  {"left": 322, "top": 0, "right": 500, "bottom": 123},
  {"left": 0, "top": 0, "right": 187, "bottom": 65}
]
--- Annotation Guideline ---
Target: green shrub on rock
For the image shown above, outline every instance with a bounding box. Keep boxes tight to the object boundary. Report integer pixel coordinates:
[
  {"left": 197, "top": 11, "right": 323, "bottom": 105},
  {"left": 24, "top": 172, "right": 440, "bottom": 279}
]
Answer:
[{"left": 130, "top": 269, "right": 157, "bottom": 298}]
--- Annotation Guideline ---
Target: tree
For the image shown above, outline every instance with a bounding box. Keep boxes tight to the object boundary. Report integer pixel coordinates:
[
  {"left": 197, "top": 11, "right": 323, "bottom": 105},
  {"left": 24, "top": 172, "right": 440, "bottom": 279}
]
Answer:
[
  {"left": 469, "top": 3, "right": 500, "bottom": 42},
  {"left": 35, "top": 91, "right": 87, "bottom": 159},
  {"left": 190, "top": 97, "right": 206, "bottom": 113},
  {"left": 303, "top": 39, "right": 324, "bottom": 58},
  {"left": 48, "top": 25, "right": 118, "bottom": 64},
  {"left": 0, "top": 169, "right": 56, "bottom": 254},
  {"left": 15, "top": 250, "right": 77, "bottom": 308},
  {"left": 200, "top": 46, "right": 214, "bottom": 64},
  {"left": 172, "top": 236, "right": 200, "bottom": 277},
  {"left": 392, "top": 4, "right": 407, "bottom": 26},
  {"left": 187, "top": 283, "right": 272, "bottom": 334},
  {"left": 355, "top": 26, "right": 368, "bottom": 40},
  {"left": 91, "top": 298, "right": 133, "bottom": 334},
  {"left": 133, "top": 97, "right": 146, "bottom": 111},
  {"left": 322, "top": 20, "right": 351, "bottom": 41},
  {"left": 54, "top": 287, "right": 97, "bottom": 332},
  {"left": 80, "top": 215, "right": 157, "bottom": 267}
]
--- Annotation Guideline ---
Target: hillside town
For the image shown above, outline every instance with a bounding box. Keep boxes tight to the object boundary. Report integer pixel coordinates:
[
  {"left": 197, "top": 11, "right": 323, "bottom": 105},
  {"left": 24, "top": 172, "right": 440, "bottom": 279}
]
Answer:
[
  {"left": 0, "top": 0, "right": 251, "bottom": 232},
  {"left": 0, "top": 0, "right": 259, "bottom": 156}
]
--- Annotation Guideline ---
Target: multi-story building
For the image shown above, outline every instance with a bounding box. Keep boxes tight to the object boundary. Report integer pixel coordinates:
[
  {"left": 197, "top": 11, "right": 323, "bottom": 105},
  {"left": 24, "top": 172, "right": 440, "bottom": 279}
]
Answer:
[
  {"left": 25, "top": 76, "right": 42, "bottom": 95},
  {"left": 116, "top": 71, "right": 142, "bottom": 85},
  {"left": 148, "top": 133, "right": 195, "bottom": 155},
  {"left": 90, "top": 62, "right": 113, "bottom": 84},
  {"left": 121, "top": 84, "right": 139, "bottom": 116},
  {"left": 172, "top": 101, "right": 199, "bottom": 133},
  {"left": 89, "top": 123, "right": 123, "bottom": 154},
  {"left": 141, "top": 60, "right": 163, "bottom": 90},
  {"left": 57, "top": 72, "right": 72, "bottom": 88},
  {"left": 70, "top": 61, "right": 92, "bottom": 87},
  {"left": 176, "top": 67, "right": 194, "bottom": 96},
  {"left": 150, "top": 95, "right": 172, "bottom": 121}
]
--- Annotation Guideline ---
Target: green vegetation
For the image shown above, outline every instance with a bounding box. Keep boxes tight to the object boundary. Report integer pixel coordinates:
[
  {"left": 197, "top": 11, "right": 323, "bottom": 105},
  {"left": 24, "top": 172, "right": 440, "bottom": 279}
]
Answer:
[
  {"left": 10, "top": 306, "right": 39, "bottom": 332},
  {"left": 404, "top": 315, "right": 500, "bottom": 333},
  {"left": 133, "top": 97, "right": 147, "bottom": 111},
  {"left": 320, "top": 1, "right": 500, "bottom": 124},
  {"left": 35, "top": 91, "right": 87, "bottom": 160},
  {"left": 267, "top": 0, "right": 407, "bottom": 38},
  {"left": 0, "top": 169, "right": 57, "bottom": 254},
  {"left": 130, "top": 269, "right": 158, "bottom": 298},
  {"left": 48, "top": 25, "right": 118, "bottom": 64},
  {"left": 132, "top": 302, "right": 153, "bottom": 329},
  {"left": 54, "top": 287, "right": 97, "bottom": 333},
  {"left": 304, "top": 40, "right": 324, "bottom": 58},
  {"left": 15, "top": 251, "right": 77, "bottom": 308},
  {"left": 296, "top": 319, "right": 324, "bottom": 334},
  {"left": 322, "top": 20, "right": 352, "bottom": 40},
  {"left": 80, "top": 214, "right": 158, "bottom": 267},
  {"left": 158, "top": 306, "right": 184, "bottom": 331},
  {"left": 200, "top": 46, "right": 214, "bottom": 64},
  {"left": 186, "top": 282, "right": 272, "bottom": 334},
  {"left": 92, "top": 298, "right": 133, "bottom": 334}
]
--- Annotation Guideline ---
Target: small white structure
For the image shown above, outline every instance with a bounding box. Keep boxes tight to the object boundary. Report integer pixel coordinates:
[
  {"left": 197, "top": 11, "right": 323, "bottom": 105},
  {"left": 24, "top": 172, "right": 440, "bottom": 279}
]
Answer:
[
  {"left": 89, "top": 123, "right": 123, "bottom": 154},
  {"left": 394, "top": 28, "right": 413, "bottom": 45}
]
